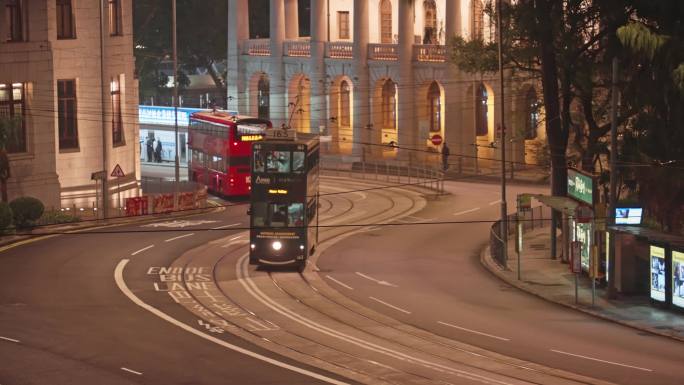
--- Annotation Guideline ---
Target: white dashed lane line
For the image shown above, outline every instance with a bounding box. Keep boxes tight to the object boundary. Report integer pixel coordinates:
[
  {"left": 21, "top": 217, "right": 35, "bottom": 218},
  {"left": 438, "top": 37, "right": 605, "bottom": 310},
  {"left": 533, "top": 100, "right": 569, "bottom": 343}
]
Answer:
[
  {"left": 211, "top": 223, "right": 241, "bottom": 230},
  {"left": 550, "top": 349, "right": 653, "bottom": 372},
  {"left": 355, "top": 272, "right": 398, "bottom": 287},
  {"left": 488, "top": 200, "right": 502, "bottom": 206},
  {"left": 131, "top": 245, "right": 154, "bottom": 256},
  {"left": 0, "top": 336, "right": 20, "bottom": 343},
  {"left": 121, "top": 367, "right": 143, "bottom": 376},
  {"left": 325, "top": 275, "right": 354, "bottom": 290},
  {"left": 437, "top": 321, "right": 510, "bottom": 342},
  {"left": 369, "top": 297, "right": 411, "bottom": 314},
  {"left": 453, "top": 207, "right": 480, "bottom": 216},
  {"left": 164, "top": 233, "right": 195, "bottom": 242}
]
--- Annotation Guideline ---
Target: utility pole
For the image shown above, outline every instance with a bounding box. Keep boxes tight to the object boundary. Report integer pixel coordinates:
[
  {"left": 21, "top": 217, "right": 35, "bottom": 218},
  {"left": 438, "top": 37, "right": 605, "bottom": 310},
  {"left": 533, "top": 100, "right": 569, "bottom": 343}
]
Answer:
[
  {"left": 99, "top": 0, "right": 108, "bottom": 220},
  {"left": 607, "top": 57, "right": 619, "bottom": 298},
  {"left": 172, "top": 0, "right": 180, "bottom": 206},
  {"left": 497, "top": 0, "right": 508, "bottom": 263}
]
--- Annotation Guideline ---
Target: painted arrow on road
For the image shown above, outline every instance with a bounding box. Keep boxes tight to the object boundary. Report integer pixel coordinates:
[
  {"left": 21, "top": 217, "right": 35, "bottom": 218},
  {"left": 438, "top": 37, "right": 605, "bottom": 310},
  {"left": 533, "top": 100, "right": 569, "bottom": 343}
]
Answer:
[{"left": 355, "top": 272, "right": 398, "bottom": 287}]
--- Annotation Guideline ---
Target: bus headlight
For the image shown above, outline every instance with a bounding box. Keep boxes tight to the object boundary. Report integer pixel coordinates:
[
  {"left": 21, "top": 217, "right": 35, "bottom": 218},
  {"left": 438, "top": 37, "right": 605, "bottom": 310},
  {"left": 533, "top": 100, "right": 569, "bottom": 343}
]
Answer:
[
  {"left": 250, "top": 244, "right": 255, "bottom": 250},
  {"left": 272, "top": 241, "right": 282, "bottom": 251},
  {"left": 300, "top": 245, "right": 305, "bottom": 250}
]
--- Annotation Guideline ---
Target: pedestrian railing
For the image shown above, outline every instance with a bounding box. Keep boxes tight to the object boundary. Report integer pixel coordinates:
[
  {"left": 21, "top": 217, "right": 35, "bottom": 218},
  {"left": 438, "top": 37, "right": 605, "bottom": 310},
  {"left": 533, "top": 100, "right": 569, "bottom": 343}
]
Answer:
[{"left": 490, "top": 205, "right": 551, "bottom": 268}]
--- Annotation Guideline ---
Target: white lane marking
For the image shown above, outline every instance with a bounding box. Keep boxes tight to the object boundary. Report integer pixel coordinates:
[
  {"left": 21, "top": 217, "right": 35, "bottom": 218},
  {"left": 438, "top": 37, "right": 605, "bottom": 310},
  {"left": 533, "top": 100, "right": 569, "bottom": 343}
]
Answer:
[
  {"left": 369, "top": 297, "right": 411, "bottom": 314},
  {"left": 131, "top": 245, "right": 154, "bottom": 256},
  {"left": 114, "top": 259, "right": 349, "bottom": 385},
  {"left": 211, "top": 223, "right": 241, "bottom": 230},
  {"left": 453, "top": 207, "right": 480, "bottom": 216},
  {"left": 237, "top": 256, "right": 510, "bottom": 385},
  {"left": 488, "top": 200, "right": 502, "bottom": 206},
  {"left": 355, "top": 272, "right": 398, "bottom": 287},
  {"left": 221, "top": 239, "right": 248, "bottom": 248},
  {"left": 0, "top": 336, "right": 20, "bottom": 343},
  {"left": 437, "top": 321, "right": 510, "bottom": 342},
  {"left": 120, "top": 367, "right": 143, "bottom": 376},
  {"left": 550, "top": 349, "right": 653, "bottom": 372},
  {"left": 164, "top": 233, "right": 195, "bottom": 242},
  {"left": 229, "top": 235, "right": 243, "bottom": 241},
  {"left": 325, "top": 275, "right": 353, "bottom": 290}
]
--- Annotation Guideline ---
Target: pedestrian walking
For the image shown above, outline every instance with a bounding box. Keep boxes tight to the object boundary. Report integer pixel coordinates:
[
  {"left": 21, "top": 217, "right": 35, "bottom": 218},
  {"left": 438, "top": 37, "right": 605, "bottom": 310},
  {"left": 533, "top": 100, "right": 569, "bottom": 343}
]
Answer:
[
  {"left": 146, "top": 137, "right": 154, "bottom": 162},
  {"left": 155, "top": 139, "right": 163, "bottom": 163},
  {"left": 441, "top": 142, "right": 450, "bottom": 171}
]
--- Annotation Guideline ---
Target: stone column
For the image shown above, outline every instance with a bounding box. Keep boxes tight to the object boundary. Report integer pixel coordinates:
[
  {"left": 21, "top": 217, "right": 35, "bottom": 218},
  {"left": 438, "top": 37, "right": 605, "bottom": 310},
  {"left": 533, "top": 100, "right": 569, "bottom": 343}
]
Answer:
[
  {"left": 227, "top": 0, "right": 249, "bottom": 112},
  {"left": 284, "top": 0, "right": 299, "bottom": 39},
  {"left": 309, "top": 0, "right": 328, "bottom": 134},
  {"left": 269, "top": 0, "right": 286, "bottom": 127},
  {"left": 445, "top": 0, "right": 462, "bottom": 41},
  {"left": 352, "top": 0, "right": 370, "bottom": 158},
  {"left": 397, "top": 0, "right": 416, "bottom": 162}
]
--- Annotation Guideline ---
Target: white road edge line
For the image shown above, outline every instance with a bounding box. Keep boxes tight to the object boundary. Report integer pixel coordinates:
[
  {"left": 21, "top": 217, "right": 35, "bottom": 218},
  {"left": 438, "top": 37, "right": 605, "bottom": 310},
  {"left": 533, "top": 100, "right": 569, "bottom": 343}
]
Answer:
[
  {"left": 212, "top": 223, "right": 241, "bottom": 230},
  {"left": 550, "top": 349, "right": 653, "bottom": 372},
  {"left": 355, "top": 272, "right": 398, "bottom": 287},
  {"left": 114, "top": 259, "right": 349, "bottom": 385},
  {"left": 325, "top": 275, "right": 353, "bottom": 290},
  {"left": 0, "top": 336, "right": 20, "bottom": 343},
  {"left": 131, "top": 245, "right": 154, "bottom": 256},
  {"left": 437, "top": 321, "right": 510, "bottom": 342},
  {"left": 488, "top": 200, "right": 502, "bottom": 206},
  {"left": 369, "top": 296, "right": 411, "bottom": 314},
  {"left": 164, "top": 233, "right": 195, "bottom": 242},
  {"left": 120, "top": 367, "right": 143, "bottom": 376},
  {"left": 453, "top": 207, "right": 480, "bottom": 216}
]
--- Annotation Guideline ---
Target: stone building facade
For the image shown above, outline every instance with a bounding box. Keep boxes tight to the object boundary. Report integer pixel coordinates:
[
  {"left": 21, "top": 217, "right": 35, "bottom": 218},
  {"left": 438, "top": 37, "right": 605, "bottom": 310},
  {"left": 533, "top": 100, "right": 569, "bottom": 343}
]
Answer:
[
  {"left": 228, "top": 0, "right": 546, "bottom": 169},
  {"left": 0, "top": 0, "right": 139, "bottom": 213}
]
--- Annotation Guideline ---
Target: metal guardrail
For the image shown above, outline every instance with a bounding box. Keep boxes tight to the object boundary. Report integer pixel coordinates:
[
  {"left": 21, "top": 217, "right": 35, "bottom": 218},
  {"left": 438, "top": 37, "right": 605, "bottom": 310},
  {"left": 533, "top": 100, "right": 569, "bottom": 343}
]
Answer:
[
  {"left": 490, "top": 205, "right": 551, "bottom": 267},
  {"left": 320, "top": 158, "right": 444, "bottom": 194}
]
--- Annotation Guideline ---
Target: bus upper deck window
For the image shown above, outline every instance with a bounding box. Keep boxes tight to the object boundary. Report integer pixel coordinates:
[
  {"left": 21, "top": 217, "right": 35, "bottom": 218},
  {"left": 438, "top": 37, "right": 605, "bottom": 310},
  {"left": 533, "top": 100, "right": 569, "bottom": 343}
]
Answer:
[
  {"left": 293, "top": 151, "right": 305, "bottom": 173},
  {"left": 267, "top": 151, "right": 291, "bottom": 173}
]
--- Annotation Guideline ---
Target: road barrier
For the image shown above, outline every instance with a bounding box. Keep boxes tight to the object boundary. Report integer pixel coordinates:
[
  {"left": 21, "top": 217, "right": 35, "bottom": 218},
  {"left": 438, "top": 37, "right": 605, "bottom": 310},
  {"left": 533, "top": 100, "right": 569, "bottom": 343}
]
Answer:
[{"left": 490, "top": 205, "right": 550, "bottom": 267}]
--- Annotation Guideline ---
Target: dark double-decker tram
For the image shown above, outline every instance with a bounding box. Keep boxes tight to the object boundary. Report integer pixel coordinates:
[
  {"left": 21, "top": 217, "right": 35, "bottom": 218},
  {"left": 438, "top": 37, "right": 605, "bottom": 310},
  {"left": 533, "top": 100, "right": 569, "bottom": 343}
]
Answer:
[{"left": 249, "top": 129, "right": 320, "bottom": 269}]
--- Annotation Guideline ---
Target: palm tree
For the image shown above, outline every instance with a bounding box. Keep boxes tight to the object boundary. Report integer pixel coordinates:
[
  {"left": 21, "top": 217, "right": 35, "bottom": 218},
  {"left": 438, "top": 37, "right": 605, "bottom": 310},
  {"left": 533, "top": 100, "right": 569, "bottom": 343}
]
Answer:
[{"left": 0, "top": 116, "right": 17, "bottom": 203}]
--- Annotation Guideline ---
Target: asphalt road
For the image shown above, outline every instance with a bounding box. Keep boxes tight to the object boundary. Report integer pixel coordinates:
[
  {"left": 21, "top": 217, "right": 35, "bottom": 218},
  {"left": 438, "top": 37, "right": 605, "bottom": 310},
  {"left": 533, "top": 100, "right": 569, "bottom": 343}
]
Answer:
[{"left": 318, "top": 181, "right": 684, "bottom": 385}]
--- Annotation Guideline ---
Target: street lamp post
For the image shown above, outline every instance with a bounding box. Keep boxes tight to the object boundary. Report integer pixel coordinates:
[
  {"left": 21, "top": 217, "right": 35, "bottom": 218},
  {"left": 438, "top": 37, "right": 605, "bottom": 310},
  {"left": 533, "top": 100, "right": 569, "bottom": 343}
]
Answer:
[
  {"left": 172, "top": 0, "right": 180, "bottom": 206},
  {"left": 497, "top": 0, "right": 508, "bottom": 263}
]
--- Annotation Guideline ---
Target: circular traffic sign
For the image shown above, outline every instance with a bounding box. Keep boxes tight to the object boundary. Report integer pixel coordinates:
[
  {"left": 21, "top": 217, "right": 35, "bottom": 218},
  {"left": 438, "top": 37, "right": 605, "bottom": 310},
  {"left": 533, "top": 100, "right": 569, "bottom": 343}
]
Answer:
[{"left": 430, "top": 134, "right": 443, "bottom": 146}]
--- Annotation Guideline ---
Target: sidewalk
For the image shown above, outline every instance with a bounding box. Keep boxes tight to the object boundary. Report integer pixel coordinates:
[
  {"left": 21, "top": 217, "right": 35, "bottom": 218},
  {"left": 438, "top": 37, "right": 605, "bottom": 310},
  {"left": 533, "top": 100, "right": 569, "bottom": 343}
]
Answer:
[{"left": 481, "top": 226, "right": 684, "bottom": 342}]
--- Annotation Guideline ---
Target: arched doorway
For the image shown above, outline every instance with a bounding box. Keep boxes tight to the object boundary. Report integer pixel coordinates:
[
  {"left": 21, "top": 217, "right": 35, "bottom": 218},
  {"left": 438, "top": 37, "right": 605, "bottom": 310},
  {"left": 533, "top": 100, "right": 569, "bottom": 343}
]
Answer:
[
  {"left": 525, "top": 88, "right": 540, "bottom": 140},
  {"left": 257, "top": 74, "right": 269, "bottom": 120},
  {"left": 427, "top": 81, "right": 441, "bottom": 133},
  {"left": 475, "top": 82, "right": 488, "bottom": 137},
  {"left": 288, "top": 75, "right": 311, "bottom": 132}
]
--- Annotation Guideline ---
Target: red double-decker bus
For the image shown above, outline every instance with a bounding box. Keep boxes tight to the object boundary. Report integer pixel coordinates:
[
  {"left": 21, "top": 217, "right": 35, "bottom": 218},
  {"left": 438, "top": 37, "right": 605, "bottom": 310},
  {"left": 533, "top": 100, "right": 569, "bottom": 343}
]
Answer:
[{"left": 188, "top": 111, "right": 271, "bottom": 197}]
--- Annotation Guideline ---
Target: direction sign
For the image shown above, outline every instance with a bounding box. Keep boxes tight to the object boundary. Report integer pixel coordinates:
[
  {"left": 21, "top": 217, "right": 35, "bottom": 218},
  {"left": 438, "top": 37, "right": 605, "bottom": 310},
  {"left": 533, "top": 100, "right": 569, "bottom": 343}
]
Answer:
[
  {"left": 111, "top": 164, "right": 125, "bottom": 178},
  {"left": 430, "top": 134, "right": 443, "bottom": 146}
]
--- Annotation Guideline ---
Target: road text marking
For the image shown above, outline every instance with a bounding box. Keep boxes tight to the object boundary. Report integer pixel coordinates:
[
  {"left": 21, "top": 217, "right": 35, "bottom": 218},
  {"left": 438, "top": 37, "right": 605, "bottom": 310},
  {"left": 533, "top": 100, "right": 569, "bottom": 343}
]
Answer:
[
  {"left": 550, "top": 349, "right": 653, "bottom": 372},
  {"left": 355, "top": 272, "right": 398, "bottom": 287},
  {"left": 114, "top": 259, "right": 349, "bottom": 385},
  {"left": 165, "top": 233, "right": 195, "bottom": 242},
  {"left": 369, "top": 297, "right": 411, "bottom": 314},
  {"left": 453, "top": 208, "right": 480, "bottom": 216},
  {"left": 0, "top": 336, "right": 20, "bottom": 343},
  {"left": 325, "top": 275, "right": 353, "bottom": 290},
  {"left": 488, "top": 200, "right": 502, "bottom": 206},
  {"left": 120, "top": 367, "right": 143, "bottom": 376},
  {"left": 131, "top": 245, "right": 154, "bottom": 256},
  {"left": 438, "top": 321, "right": 510, "bottom": 341},
  {"left": 212, "top": 223, "right": 241, "bottom": 230}
]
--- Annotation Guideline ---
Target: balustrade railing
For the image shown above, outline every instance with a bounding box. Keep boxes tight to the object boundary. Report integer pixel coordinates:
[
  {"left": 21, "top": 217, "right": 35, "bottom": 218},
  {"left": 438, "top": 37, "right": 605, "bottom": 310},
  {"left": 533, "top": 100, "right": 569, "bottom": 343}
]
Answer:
[
  {"left": 326, "top": 41, "right": 354, "bottom": 59},
  {"left": 368, "top": 43, "right": 398, "bottom": 61},
  {"left": 243, "top": 39, "right": 270, "bottom": 56},
  {"left": 284, "top": 40, "right": 311, "bottom": 57},
  {"left": 414, "top": 44, "right": 447, "bottom": 62}
]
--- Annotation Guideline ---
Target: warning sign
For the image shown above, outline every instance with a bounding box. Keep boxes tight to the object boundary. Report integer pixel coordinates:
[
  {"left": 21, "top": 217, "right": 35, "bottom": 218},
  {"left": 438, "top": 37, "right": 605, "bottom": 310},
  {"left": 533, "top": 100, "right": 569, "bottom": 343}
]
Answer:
[{"left": 111, "top": 164, "right": 125, "bottom": 178}]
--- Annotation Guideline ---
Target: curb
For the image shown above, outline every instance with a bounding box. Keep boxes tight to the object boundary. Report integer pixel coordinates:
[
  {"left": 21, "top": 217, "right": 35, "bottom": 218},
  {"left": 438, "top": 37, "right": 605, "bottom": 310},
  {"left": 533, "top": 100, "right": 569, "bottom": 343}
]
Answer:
[
  {"left": 0, "top": 202, "right": 224, "bottom": 251},
  {"left": 479, "top": 244, "right": 684, "bottom": 344}
]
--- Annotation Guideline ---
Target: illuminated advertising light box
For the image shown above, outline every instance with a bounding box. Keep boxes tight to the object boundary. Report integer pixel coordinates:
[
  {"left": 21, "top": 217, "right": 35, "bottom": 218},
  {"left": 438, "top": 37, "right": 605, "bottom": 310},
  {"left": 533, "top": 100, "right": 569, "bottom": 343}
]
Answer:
[
  {"left": 576, "top": 223, "right": 592, "bottom": 270},
  {"left": 650, "top": 245, "right": 666, "bottom": 302},
  {"left": 567, "top": 168, "right": 594, "bottom": 206},
  {"left": 615, "top": 207, "right": 643, "bottom": 225},
  {"left": 672, "top": 250, "right": 684, "bottom": 309}
]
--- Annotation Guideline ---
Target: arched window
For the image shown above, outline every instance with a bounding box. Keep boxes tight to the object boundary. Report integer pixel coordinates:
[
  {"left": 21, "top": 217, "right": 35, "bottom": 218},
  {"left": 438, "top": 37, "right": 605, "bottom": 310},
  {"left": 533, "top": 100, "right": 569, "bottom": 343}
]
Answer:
[
  {"left": 472, "top": 0, "right": 484, "bottom": 41},
  {"left": 428, "top": 81, "right": 441, "bottom": 132},
  {"left": 339, "top": 80, "right": 351, "bottom": 127},
  {"left": 475, "top": 83, "right": 488, "bottom": 136},
  {"left": 257, "top": 75, "right": 269, "bottom": 119},
  {"left": 380, "top": 0, "right": 392, "bottom": 44},
  {"left": 423, "top": 0, "right": 437, "bottom": 44},
  {"left": 382, "top": 79, "right": 397, "bottom": 130},
  {"left": 525, "top": 88, "right": 539, "bottom": 140}
]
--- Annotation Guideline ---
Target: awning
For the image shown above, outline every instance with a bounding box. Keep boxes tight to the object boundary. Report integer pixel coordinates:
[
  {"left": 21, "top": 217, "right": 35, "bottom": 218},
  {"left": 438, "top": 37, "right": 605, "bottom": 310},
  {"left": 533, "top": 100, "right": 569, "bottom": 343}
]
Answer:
[{"left": 520, "top": 193, "right": 579, "bottom": 216}]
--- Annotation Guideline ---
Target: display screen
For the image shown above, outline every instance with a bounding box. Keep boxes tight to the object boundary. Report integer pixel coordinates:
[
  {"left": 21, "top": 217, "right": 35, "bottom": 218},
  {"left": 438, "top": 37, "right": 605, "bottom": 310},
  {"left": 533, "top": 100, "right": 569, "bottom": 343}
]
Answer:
[
  {"left": 615, "top": 207, "right": 643, "bottom": 225},
  {"left": 673, "top": 250, "right": 684, "bottom": 308},
  {"left": 650, "top": 245, "right": 666, "bottom": 302}
]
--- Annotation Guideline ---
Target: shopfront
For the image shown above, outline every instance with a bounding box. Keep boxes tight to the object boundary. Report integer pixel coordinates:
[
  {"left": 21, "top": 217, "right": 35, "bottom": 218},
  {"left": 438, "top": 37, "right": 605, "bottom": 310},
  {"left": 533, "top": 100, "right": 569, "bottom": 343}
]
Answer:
[{"left": 139, "top": 106, "right": 206, "bottom": 165}]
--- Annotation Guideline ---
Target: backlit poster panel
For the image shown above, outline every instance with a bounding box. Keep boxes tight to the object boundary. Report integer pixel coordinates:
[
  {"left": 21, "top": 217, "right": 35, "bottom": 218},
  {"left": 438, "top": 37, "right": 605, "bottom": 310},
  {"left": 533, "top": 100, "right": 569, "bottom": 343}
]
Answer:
[
  {"left": 673, "top": 250, "right": 684, "bottom": 308},
  {"left": 650, "top": 245, "right": 666, "bottom": 302}
]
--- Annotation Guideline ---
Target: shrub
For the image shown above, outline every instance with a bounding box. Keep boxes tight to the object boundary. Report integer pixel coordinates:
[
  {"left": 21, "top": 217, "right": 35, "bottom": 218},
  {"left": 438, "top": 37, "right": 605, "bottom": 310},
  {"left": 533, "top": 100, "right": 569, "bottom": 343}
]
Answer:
[
  {"left": 9, "top": 196, "right": 44, "bottom": 228},
  {"left": 0, "top": 202, "right": 12, "bottom": 230},
  {"left": 37, "top": 210, "right": 81, "bottom": 226}
]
